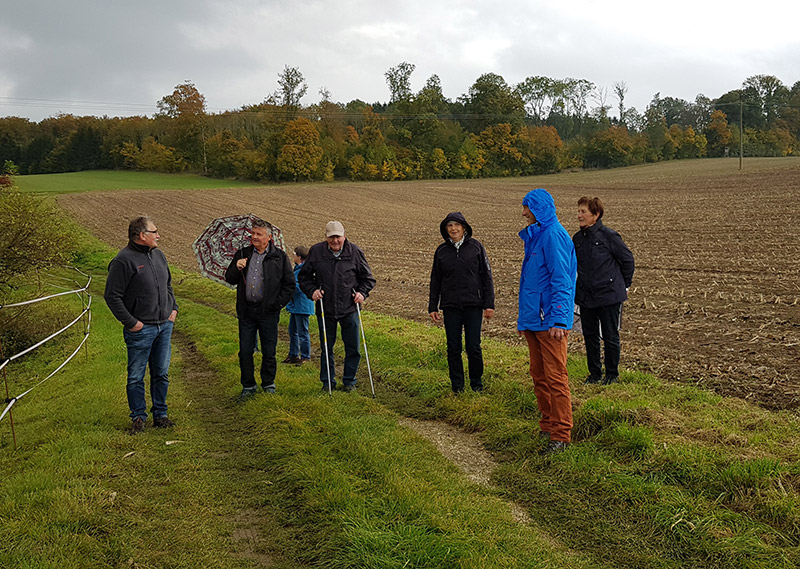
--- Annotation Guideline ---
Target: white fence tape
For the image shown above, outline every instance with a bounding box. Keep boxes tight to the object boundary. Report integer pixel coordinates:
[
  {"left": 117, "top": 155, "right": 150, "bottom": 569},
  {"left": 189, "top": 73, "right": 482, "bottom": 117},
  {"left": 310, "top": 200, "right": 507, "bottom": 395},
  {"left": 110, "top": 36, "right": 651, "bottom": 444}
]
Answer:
[{"left": 1, "top": 269, "right": 92, "bottom": 425}]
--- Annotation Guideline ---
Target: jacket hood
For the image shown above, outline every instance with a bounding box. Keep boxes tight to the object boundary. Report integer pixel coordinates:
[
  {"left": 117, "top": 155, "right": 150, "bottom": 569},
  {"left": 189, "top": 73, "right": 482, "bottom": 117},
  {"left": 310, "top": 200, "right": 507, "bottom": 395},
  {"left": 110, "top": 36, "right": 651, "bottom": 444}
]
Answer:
[
  {"left": 522, "top": 189, "right": 558, "bottom": 227},
  {"left": 439, "top": 212, "right": 473, "bottom": 241}
]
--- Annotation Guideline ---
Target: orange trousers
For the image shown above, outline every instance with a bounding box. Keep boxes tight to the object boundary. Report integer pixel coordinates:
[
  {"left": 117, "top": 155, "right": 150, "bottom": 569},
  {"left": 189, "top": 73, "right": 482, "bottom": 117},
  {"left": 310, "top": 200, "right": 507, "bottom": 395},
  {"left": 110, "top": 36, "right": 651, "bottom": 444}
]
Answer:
[{"left": 523, "top": 330, "right": 572, "bottom": 443}]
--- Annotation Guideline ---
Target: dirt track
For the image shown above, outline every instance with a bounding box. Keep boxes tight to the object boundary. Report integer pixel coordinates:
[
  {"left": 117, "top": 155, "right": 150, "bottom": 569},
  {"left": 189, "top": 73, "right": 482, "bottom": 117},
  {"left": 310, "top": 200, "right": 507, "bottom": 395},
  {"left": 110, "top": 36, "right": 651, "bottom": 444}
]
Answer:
[{"left": 60, "top": 158, "right": 800, "bottom": 411}]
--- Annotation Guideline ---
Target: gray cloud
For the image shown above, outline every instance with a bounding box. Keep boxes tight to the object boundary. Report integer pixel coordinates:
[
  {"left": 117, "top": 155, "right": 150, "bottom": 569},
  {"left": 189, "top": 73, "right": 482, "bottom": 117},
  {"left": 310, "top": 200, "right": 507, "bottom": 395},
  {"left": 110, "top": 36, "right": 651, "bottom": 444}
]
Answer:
[{"left": 1, "top": 0, "right": 798, "bottom": 120}]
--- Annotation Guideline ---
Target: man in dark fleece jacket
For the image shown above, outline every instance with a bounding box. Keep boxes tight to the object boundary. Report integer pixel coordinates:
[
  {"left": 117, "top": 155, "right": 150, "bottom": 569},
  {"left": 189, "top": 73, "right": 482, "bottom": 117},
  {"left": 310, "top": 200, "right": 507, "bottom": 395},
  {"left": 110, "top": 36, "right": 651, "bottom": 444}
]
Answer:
[
  {"left": 428, "top": 212, "right": 495, "bottom": 392},
  {"left": 104, "top": 216, "right": 178, "bottom": 435}
]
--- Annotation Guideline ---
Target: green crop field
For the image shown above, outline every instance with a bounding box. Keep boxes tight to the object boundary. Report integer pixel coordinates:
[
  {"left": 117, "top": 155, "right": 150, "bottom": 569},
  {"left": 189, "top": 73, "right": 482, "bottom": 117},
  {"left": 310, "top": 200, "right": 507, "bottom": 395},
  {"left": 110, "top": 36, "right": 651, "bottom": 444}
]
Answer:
[{"left": 15, "top": 169, "right": 265, "bottom": 194}]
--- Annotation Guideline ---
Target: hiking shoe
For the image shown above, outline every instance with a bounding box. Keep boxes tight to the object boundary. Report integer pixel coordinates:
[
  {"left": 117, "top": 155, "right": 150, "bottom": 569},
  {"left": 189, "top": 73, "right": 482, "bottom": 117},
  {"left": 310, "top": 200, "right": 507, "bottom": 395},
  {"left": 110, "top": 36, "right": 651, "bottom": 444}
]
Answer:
[
  {"left": 263, "top": 384, "right": 276, "bottom": 394},
  {"left": 584, "top": 375, "right": 602, "bottom": 385},
  {"left": 321, "top": 384, "right": 335, "bottom": 394},
  {"left": 153, "top": 416, "right": 175, "bottom": 428},
  {"left": 282, "top": 355, "right": 301, "bottom": 364},
  {"left": 602, "top": 375, "right": 619, "bottom": 385},
  {"left": 342, "top": 384, "right": 357, "bottom": 393},
  {"left": 129, "top": 417, "right": 145, "bottom": 435},
  {"left": 237, "top": 388, "right": 258, "bottom": 402},
  {"left": 542, "top": 440, "right": 570, "bottom": 455},
  {"left": 299, "top": 357, "right": 311, "bottom": 364}
]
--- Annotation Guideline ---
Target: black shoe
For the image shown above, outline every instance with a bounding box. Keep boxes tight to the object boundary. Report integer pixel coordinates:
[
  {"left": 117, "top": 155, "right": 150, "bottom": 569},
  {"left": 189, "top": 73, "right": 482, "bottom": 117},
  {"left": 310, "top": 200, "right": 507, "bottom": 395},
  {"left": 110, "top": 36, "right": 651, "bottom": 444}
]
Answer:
[
  {"left": 602, "top": 375, "right": 619, "bottom": 385},
  {"left": 237, "top": 388, "right": 258, "bottom": 402},
  {"left": 541, "top": 440, "right": 570, "bottom": 455},
  {"left": 584, "top": 375, "right": 602, "bottom": 385},
  {"left": 282, "top": 355, "right": 301, "bottom": 364},
  {"left": 321, "top": 383, "right": 335, "bottom": 394},
  {"left": 153, "top": 416, "right": 175, "bottom": 428},
  {"left": 263, "top": 384, "right": 276, "bottom": 394},
  {"left": 129, "top": 417, "right": 145, "bottom": 435},
  {"left": 342, "top": 384, "right": 357, "bottom": 393}
]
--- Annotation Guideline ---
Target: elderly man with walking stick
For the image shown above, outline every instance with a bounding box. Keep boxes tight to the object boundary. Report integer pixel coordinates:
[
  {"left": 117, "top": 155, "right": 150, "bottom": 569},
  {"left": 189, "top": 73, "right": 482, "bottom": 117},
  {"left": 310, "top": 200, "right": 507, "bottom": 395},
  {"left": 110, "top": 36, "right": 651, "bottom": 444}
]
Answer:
[{"left": 298, "top": 221, "right": 375, "bottom": 393}]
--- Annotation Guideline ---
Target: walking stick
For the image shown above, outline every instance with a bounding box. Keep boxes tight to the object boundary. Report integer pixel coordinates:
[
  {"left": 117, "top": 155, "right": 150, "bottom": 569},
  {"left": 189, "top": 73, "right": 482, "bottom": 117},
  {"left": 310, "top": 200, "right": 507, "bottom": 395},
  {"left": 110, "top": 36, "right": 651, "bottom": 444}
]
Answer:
[
  {"left": 354, "top": 292, "right": 375, "bottom": 398},
  {"left": 319, "top": 294, "right": 332, "bottom": 395}
]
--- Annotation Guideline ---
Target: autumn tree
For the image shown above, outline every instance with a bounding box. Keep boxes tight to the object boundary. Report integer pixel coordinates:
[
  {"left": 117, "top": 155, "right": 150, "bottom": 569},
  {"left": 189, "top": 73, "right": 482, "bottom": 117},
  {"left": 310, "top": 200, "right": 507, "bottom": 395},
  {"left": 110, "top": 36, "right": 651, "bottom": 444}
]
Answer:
[
  {"left": 156, "top": 81, "right": 207, "bottom": 169},
  {"left": 704, "top": 110, "right": 733, "bottom": 157},
  {"left": 385, "top": 61, "right": 415, "bottom": 103},
  {"left": 584, "top": 126, "right": 633, "bottom": 168},
  {"left": 743, "top": 75, "right": 789, "bottom": 127},
  {"left": 276, "top": 65, "right": 308, "bottom": 116},
  {"left": 516, "top": 76, "right": 553, "bottom": 124},
  {"left": 205, "top": 130, "right": 246, "bottom": 178},
  {"left": 462, "top": 73, "right": 525, "bottom": 133},
  {"left": 515, "top": 126, "right": 563, "bottom": 174},
  {"left": 276, "top": 118, "right": 323, "bottom": 181},
  {"left": 613, "top": 81, "right": 628, "bottom": 125},
  {"left": 475, "top": 123, "right": 525, "bottom": 176}
]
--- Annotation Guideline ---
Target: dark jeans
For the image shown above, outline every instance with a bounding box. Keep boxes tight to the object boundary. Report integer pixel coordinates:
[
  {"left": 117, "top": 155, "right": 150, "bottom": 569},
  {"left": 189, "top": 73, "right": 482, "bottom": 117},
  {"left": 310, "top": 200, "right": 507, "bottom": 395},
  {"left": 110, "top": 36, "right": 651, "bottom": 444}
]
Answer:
[
  {"left": 442, "top": 307, "right": 484, "bottom": 392},
  {"left": 238, "top": 305, "right": 280, "bottom": 390},
  {"left": 317, "top": 311, "right": 360, "bottom": 388},
  {"left": 288, "top": 313, "right": 311, "bottom": 359},
  {"left": 580, "top": 303, "right": 622, "bottom": 379},
  {"left": 123, "top": 320, "right": 173, "bottom": 421}
]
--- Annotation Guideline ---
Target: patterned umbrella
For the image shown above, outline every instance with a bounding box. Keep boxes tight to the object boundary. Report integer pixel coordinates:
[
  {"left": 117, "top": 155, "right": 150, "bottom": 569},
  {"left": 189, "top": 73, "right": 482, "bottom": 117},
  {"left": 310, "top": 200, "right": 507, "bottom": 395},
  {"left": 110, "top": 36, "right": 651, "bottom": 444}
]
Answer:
[{"left": 192, "top": 214, "right": 286, "bottom": 288}]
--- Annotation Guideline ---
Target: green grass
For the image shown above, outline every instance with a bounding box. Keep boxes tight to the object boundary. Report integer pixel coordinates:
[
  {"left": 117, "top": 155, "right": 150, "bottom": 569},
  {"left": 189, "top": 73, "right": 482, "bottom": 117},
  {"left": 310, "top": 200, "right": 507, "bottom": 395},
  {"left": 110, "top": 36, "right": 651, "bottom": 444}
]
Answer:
[
  {"left": 14, "top": 170, "right": 267, "bottom": 194},
  {"left": 177, "top": 267, "right": 800, "bottom": 568}
]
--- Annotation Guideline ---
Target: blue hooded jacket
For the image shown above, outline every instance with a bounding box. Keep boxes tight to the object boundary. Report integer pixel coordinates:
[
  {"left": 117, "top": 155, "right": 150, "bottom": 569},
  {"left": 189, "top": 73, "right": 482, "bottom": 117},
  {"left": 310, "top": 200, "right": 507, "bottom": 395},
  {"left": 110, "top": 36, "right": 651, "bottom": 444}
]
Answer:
[
  {"left": 286, "top": 262, "right": 315, "bottom": 315},
  {"left": 518, "top": 189, "right": 577, "bottom": 332}
]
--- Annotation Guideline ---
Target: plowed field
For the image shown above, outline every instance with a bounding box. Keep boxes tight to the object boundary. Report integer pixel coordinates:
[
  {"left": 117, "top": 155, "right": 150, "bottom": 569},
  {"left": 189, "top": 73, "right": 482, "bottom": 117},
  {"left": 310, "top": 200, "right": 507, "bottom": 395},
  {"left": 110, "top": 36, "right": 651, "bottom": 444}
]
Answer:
[{"left": 60, "top": 158, "right": 800, "bottom": 410}]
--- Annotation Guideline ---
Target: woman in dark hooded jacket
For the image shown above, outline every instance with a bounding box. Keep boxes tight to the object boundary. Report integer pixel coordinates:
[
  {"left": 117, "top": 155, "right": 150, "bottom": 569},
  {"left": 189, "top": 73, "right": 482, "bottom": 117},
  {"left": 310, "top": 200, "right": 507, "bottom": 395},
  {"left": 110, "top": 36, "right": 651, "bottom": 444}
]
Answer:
[{"left": 428, "top": 212, "right": 495, "bottom": 392}]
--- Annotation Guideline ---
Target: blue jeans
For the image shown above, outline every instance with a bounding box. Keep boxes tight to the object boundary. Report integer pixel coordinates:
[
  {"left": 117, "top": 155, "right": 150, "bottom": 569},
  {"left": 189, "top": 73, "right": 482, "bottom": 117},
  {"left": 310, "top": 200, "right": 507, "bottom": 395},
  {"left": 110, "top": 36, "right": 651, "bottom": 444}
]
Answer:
[
  {"left": 123, "top": 320, "right": 173, "bottom": 421},
  {"left": 238, "top": 306, "right": 280, "bottom": 390},
  {"left": 580, "top": 303, "right": 622, "bottom": 379},
  {"left": 288, "top": 313, "right": 311, "bottom": 359},
  {"left": 442, "top": 307, "right": 484, "bottom": 392},
  {"left": 317, "top": 311, "right": 360, "bottom": 388}
]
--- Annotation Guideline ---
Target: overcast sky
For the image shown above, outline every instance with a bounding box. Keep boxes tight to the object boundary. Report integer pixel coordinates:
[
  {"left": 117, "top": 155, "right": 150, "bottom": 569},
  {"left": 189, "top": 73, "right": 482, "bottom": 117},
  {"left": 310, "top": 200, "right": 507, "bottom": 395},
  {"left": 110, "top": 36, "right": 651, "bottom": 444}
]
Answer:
[{"left": 1, "top": 0, "right": 798, "bottom": 122}]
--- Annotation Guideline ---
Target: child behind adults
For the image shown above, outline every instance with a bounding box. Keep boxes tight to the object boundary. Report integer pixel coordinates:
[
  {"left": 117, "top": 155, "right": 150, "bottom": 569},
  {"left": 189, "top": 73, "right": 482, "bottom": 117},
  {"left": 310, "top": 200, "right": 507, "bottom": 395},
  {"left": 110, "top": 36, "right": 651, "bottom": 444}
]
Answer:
[{"left": 282, "top": 246, "right": 314, "bottom": 364}]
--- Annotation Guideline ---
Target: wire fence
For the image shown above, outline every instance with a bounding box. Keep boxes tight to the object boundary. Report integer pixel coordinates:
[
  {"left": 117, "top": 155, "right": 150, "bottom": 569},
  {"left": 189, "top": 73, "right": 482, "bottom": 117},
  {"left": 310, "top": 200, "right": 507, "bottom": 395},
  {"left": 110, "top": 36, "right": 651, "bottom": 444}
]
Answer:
[{"left": 0, "top": 267, "right": 92, "bottom": 449}]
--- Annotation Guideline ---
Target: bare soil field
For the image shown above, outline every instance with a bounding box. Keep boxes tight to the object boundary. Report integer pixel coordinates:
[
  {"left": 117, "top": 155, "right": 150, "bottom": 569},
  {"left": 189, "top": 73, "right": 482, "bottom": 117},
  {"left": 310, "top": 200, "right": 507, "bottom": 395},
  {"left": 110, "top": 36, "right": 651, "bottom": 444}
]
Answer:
[{"left": 60, "top": 158, "right": 800, "bottom": 411}]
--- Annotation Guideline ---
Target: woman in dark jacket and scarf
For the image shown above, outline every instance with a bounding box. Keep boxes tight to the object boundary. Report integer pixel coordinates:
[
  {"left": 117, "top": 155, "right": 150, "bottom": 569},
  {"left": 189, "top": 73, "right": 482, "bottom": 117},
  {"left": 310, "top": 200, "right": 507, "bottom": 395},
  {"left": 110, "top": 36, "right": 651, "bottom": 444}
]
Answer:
[
  {"left": 573, "top": 196, "right": 634, "bottom": 385},
  {"left": 428, "top": 212, "right": 495, "bottom": 392}
]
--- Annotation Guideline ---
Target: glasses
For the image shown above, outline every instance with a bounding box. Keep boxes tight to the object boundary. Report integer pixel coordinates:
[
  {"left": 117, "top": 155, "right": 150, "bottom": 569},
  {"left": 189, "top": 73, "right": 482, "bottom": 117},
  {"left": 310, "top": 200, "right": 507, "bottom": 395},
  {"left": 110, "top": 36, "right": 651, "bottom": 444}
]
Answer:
[{"left": 143, "top": 229, "right": 159, "bottom": 234}]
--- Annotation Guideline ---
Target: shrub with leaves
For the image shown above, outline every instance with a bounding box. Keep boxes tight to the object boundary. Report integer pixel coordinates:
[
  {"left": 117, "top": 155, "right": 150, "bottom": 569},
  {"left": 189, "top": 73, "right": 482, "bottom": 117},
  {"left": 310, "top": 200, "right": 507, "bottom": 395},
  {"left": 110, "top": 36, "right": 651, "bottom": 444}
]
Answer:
[{"left": 0, "top": 179, "right": 78, "bottom": 286}]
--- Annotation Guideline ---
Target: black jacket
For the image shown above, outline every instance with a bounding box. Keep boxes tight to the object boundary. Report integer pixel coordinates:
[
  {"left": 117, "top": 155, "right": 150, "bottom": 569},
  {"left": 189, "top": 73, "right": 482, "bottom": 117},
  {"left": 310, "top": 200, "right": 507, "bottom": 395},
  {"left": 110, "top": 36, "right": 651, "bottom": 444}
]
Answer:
[
  {"left": 225, "top": 243, "right": 295, "bottom": 316},
  {"left": 104, "top": 242, "right": 178, "bottom": 329},
  {"left": 428, "top": 212, "right": 495, "bottom": 313},
  {"left": 572, "top": 219, "right": 634, "bottom": 308},
  {"left": 298, "top": 239, "right": 375, "bottom": 318}
]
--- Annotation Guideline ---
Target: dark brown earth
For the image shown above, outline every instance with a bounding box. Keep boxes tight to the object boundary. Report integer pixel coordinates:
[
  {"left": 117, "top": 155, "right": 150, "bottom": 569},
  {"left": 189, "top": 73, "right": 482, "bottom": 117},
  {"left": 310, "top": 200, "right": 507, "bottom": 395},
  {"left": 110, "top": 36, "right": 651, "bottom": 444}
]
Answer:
[{"left": 60, "top": 158, "right": 800, "bottom": 411}]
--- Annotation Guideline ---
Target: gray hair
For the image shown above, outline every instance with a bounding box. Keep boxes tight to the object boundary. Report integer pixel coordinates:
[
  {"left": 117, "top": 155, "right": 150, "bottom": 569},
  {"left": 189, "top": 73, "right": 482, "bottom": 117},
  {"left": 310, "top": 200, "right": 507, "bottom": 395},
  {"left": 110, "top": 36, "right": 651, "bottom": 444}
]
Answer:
[
  {"left": 252, "top": 219, "right": 273, "bottom": 231},
  {"left": 128, "top": 216, "right": 153, "bottom": 241}
]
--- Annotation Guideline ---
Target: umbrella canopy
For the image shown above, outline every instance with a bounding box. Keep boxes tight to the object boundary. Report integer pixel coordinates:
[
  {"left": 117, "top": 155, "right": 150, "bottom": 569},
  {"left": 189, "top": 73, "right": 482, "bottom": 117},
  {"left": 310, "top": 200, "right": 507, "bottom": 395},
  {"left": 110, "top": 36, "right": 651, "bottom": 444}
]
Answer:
[{"left": 192, "top": 214, "right": 286, "bottom": 287}]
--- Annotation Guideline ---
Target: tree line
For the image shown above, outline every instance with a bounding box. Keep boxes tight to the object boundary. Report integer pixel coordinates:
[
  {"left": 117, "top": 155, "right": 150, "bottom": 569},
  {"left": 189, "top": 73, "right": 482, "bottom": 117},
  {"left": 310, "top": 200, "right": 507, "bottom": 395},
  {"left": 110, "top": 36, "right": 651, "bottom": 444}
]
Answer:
[{"left": 1, "top": 65, "right": 798, "bottom": 181}]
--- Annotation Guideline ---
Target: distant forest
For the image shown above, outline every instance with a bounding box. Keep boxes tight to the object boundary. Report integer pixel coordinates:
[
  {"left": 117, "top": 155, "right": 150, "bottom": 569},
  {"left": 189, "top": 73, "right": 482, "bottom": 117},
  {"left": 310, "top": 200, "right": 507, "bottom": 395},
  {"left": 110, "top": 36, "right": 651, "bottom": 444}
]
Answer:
[{"left": 1, "top": 64, "right": 798, "bottom": 181}]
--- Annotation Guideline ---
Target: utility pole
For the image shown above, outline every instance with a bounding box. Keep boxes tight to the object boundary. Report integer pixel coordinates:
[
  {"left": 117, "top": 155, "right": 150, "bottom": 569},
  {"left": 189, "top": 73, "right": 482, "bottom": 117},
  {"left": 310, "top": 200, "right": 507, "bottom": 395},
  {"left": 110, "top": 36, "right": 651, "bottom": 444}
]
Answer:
[{"left": 739, "top": 100, "right": 744, "bottom": 171}]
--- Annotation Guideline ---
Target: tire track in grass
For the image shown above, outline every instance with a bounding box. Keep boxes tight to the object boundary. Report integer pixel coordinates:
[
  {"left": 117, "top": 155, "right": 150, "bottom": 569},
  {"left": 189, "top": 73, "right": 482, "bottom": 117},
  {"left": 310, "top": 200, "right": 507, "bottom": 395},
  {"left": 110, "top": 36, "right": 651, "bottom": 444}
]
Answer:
[
  {"left": 397, "top": 417, "right": 532, "bottom": 524},
  {"left": 172, "top": 331, "right": 282, "bottom": 568}
]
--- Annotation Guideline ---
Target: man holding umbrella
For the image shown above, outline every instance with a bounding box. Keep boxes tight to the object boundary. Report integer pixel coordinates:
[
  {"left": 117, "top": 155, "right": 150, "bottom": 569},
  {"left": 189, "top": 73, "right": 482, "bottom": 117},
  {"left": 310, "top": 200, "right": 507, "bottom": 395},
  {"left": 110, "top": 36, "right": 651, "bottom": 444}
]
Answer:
[
  {"left": 298, "top": 220, "right": 375, "bottom": 392},
  {"left": 225, "top": 219, "right": 294, "bottom": 399}
]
